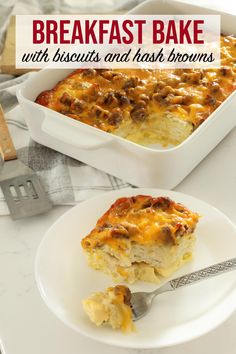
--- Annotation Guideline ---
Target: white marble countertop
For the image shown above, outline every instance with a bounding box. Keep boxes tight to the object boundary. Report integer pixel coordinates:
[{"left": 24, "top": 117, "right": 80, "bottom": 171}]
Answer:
[
  {"left": 0, "top": 126, "right": 236, "bottom": 354},
  {"left": 1, "top": 0, "right": 236, "bottom": 349}
]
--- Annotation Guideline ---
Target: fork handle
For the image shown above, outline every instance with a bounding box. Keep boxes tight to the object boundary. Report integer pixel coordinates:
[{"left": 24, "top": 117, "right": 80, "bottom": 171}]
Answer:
[
  {"left": 0, "top": 104, "right": 17, "bottom": 161},
  {"left": 170, "top": 257, "right": 236, "bottom": 289}
]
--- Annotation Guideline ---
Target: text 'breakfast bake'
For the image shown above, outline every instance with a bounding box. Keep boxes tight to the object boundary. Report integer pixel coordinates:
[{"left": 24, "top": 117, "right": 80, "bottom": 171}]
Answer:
[
  {"left": 83, "top": 285, "right": 134, "bottom": 332},
  {"left": 35, "top": 35, "right": 236, "bottom": 147},
  {"left": 81, "top": 195, "right": 199, "bottom": 283}
]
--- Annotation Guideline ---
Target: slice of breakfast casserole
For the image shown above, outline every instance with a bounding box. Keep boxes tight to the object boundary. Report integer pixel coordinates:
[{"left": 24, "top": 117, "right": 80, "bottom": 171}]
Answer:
[{"left": 81, "top": 195, "right": 199, "bottom": 283}]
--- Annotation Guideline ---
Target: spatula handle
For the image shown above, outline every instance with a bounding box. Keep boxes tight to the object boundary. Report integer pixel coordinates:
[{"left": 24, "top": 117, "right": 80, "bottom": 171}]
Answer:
[{"left": 0, "top": 104, "right": 17, "bottom": 161}]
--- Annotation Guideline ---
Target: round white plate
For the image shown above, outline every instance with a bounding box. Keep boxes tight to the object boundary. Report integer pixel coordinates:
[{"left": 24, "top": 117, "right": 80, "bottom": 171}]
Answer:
[{"left": 35, "top": 188, "right": 236, "bottom": 349}]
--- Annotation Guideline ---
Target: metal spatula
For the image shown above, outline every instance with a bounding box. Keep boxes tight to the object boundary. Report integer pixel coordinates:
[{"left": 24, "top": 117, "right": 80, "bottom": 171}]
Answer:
[{"left": 0, "top": 105, "right": 52, "bottom": 220}]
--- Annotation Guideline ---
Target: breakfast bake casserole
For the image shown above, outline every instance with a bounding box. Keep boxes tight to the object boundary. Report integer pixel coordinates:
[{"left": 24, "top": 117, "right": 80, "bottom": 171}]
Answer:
[
  {"left": 83, "top": 285, "right": 134, "bottom": 332},
  {"left": 35, "top": 35, "right": 236, "bottom": 147},
  {"left": 81, "top": 196, "right": 199, "bottom": 283}
]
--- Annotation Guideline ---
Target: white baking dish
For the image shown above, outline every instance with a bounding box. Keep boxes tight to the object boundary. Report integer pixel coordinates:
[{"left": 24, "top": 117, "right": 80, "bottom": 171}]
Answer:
[{"left": 17, "top": 0, "right": 236, "bottom": 189}]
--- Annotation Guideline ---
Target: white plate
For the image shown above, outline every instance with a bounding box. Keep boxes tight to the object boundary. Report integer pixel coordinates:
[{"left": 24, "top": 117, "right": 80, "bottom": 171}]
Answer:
[{"left": 35, "top": 188, "right": 236, "bottom": 349}]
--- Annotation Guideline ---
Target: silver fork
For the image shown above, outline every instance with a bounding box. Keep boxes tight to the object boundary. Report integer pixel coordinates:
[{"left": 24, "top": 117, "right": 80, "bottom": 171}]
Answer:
[{"left": 130, "top": 257, "right": 236, "bottom": 320}]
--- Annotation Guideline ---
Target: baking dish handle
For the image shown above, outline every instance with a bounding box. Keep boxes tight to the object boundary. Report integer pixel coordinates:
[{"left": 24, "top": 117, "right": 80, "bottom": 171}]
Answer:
[{"left": 42, "top": 114, "right": 114, "bottom": 150}]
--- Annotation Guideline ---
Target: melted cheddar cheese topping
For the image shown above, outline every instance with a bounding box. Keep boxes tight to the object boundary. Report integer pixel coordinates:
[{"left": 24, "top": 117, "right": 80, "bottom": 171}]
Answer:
[
  {"left": 81, "top": 195, "right": 199, "bottom": 252},
  {"left": 36, "top": 35, "right": 236, "bottom": 146}
]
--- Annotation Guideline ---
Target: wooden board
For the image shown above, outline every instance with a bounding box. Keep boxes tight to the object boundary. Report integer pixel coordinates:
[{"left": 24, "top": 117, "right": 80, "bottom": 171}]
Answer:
[{"left": 0, "top": 16, "right": 36, "bottom": 76}]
